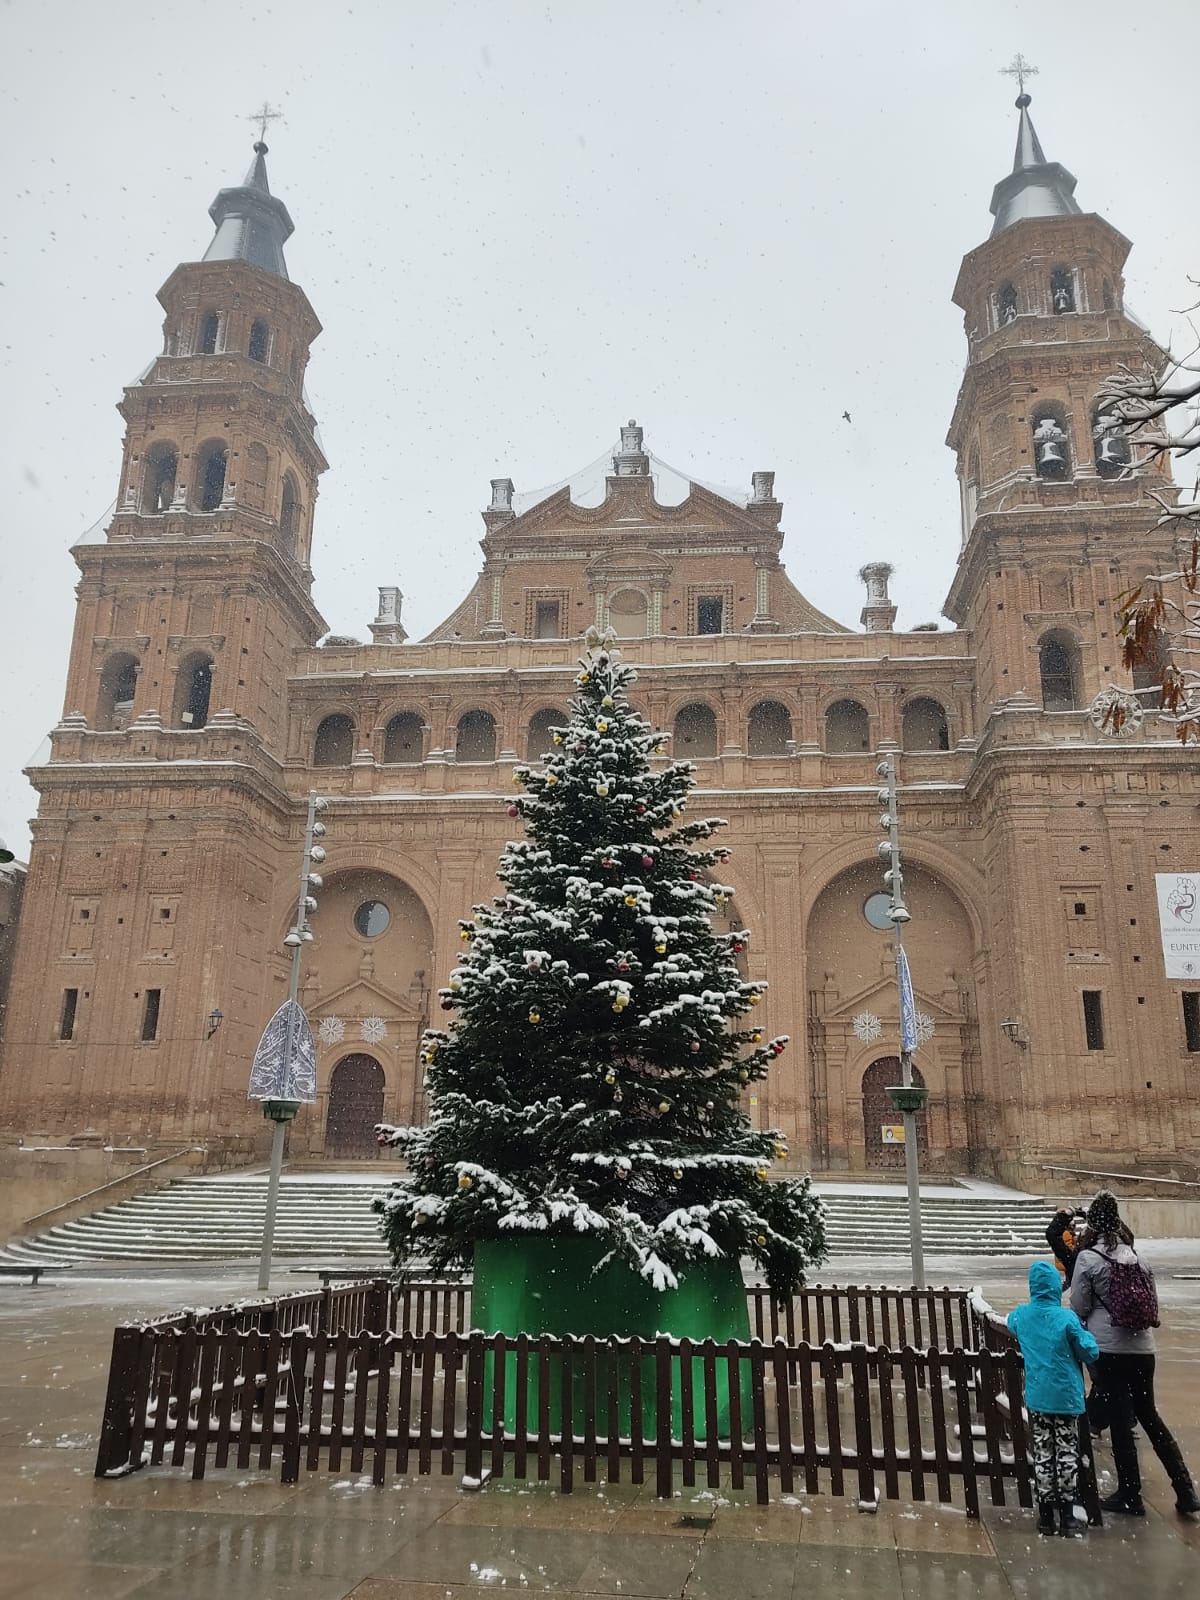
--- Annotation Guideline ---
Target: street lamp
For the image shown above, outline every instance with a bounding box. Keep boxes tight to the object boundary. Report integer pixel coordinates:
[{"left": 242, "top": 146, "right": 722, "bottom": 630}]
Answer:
[
  {"left": 205, "top": 1008, "right": 224, "bottom": 1040},
  {"left": 876, "top": 753, "right": 927, "bottom": 1289},
  {"left": 250, "top": 791, "right": 328, "bottom": 1291}
]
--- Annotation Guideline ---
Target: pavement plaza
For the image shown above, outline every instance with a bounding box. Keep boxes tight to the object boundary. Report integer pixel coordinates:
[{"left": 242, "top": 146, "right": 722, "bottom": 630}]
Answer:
[{"left": 1, "top": 1250, "right": 1198, "bottom": 1598}]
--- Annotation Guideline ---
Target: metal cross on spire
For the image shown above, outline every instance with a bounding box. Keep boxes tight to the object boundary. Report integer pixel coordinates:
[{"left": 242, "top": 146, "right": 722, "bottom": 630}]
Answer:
[
  {"left": 245, "top": 100, "right": 283, "bottom": 143},
  {"left": 1000, "top": 53, "right": 1039, "bottom": 97}
]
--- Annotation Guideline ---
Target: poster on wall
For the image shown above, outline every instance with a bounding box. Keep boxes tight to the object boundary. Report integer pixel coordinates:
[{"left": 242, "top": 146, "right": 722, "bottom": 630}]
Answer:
[{"left": 1155, "top": 873, "right": 1200, "bottom": 979}]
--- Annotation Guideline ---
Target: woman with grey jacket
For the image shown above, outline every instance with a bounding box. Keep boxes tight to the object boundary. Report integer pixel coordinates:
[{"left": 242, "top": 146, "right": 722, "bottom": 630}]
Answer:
[{"left": 1069, "top": 1190, "right": 1200, "bottom": 1518}]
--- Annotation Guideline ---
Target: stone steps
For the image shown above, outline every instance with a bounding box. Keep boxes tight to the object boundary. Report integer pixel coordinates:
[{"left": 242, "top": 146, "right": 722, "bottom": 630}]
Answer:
[{"left": 3, "top": 1173, "right": 1054, "bottom": 1264}]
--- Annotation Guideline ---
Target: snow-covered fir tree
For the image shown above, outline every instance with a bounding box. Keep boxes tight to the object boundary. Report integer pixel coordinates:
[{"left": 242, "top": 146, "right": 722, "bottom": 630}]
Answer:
[{"left": 375, "top": 630, "right": 826, "bottom": 1299}]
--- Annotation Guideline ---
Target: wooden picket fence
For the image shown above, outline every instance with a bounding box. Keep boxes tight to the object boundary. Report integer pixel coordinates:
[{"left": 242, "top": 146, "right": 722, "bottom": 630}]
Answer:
[{"left": 94, "top": 1279, "right": 1100, "bottom": 1521}]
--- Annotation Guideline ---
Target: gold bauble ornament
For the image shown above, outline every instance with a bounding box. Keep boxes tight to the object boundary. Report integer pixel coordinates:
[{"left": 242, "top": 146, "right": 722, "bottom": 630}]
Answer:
[
  {"left": 673, "top": 1168, "right": 683, "bottom": 1179},
  {"left": 748, "top": 992, "right": 761, "bottom": 1006},
  {"left": 528, "top": 1009, "right": 541, "bottom": 1024},
  {"left": 602, "top": 695, "right": 614, "bottom": 707},
  {"left": 545, "top": 773, "right": 557, "bottom": 786},
  {"left": 597, "top": 720, "right": 609, "bottom": 733},
  {"left": 755, "top": 1234, "right": 767, "bottom": 1246},
  {"left": 658, "top": 1099, "right": 671, "bottom": 1113},
  {"left": 655, "top": 942, "right": 667, "bottom": 954},
  {"left": 458, "top": 1173, "right": 474, "bottom": 1190},
  {"left": 624, "top": 894, "right": 638, "bottom": 907},
  {"left": 596, "top": 783, "right": 610, "bottom": 797},
  {"left": 552, "top": 733, "right": 563, "bottom": 744},
  {"left": 756, "top": 1168, "right": 769, "bottom": 1182},
  {"left": 605, "top": 1069, "right": 616, "bottom": 1085},
  {"left": 738, "top": 1068, "right": 749, "bottom": 1082}
]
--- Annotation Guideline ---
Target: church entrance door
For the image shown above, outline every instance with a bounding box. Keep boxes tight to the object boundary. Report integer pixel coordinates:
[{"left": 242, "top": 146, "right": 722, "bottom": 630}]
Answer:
[
  {"left": 862, "top": 1056, "right": 928, "bottom": 1170},
  {"left": 326, "top": 1054, "right": 385, "bottom": 1158}
]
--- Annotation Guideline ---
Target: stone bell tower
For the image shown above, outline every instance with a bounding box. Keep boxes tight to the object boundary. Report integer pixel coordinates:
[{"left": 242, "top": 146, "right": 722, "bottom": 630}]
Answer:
[
  {"left": 943, "top": 90, "right": 1171, "bottom": 718},
  {"left": 0, "top": 141, "right": 328, "bottom": 1153}
]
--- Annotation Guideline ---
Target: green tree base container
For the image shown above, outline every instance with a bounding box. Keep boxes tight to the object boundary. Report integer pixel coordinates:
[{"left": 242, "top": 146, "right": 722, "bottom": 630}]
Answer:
[{"left": 472, "top": 1235, "right": 752, "bottom": 1440}]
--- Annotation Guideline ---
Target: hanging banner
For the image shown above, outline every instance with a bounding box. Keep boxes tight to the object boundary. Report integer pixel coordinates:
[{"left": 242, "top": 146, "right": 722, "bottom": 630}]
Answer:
[
  {"left": 881, "top": 1124, "right": 906, "bottom": 1145},
  {"left": 898, "top": 945, "right": 918, "bottom": 1053},
  {"left": 1155, "top": 873, "right": 1200, "bottom": 979},
  {"left": 248, "top": 999, "right": 317, "bottom": 1103}
]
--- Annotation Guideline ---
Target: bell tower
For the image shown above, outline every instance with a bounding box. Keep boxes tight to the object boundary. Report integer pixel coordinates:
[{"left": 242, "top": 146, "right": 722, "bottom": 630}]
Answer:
[
  {"left": 0, "top": 142, "right": 327, "bottom": 1154},
  {"left": 62, "top": 139, "right": 327, "bottom": 746},
  {"left": 943, "top": 91, "right": 1171, "bottom": 717}
]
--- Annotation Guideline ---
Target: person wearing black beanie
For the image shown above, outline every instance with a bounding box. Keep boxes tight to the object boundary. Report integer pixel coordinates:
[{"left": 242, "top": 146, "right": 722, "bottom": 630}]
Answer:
[{"left": 1070, "top": 1191, "right": 1200, "bottom": 1518}]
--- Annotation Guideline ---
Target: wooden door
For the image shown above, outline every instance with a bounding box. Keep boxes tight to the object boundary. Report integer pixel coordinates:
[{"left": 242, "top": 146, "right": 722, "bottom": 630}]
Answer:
[{"left": 325, "top": 1053, "right": 385, "bottom": 1158}]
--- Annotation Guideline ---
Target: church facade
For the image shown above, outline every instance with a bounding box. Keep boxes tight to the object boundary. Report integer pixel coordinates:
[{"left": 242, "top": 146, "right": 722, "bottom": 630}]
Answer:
[{"left": 2, "top": 101, "right": 1197, "bottom": 1191}]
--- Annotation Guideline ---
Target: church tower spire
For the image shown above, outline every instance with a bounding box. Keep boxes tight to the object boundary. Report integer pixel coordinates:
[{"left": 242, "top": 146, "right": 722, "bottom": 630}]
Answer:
[
  {"left": 202, "top": 140, "right": 295, "bottom": 279},
  {"left": 989, "top": 93, "right": 1082, "bottom": 235}
]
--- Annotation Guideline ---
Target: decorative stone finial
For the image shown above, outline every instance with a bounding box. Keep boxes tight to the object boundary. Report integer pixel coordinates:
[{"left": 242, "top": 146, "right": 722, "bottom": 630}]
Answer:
[
  {"left": 370, "top": 585, "right": 407, "bottom": 645},
  {"left": 751, "top": 470, "right": 776, "bottom": 503},
  {"left": 612, "top": 420, "right": 649, "bottom": 477},
  {"left": 859, "top": 562, "right": 897, "bottom": 633}
]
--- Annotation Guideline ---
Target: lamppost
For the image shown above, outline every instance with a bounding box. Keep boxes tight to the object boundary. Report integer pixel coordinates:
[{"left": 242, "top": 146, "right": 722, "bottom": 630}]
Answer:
[
  {"left": 876, "top": 753, "right": 927, "bottom": 1289},
  {"left": 250, "top": 792, "right": 327, "bottom": 1290}
]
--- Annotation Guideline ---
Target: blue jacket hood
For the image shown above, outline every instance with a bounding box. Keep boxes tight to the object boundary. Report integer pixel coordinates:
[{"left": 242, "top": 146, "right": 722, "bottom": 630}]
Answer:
[{"left": 1029, "top": 1260, "right": 1064, "bottom": 1303}]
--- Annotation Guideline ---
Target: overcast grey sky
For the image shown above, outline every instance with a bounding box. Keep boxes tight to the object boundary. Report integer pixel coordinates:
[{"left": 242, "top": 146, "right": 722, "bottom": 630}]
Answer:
[{"left": 1, "top": 0, "right": 1195, "bottom": 854}]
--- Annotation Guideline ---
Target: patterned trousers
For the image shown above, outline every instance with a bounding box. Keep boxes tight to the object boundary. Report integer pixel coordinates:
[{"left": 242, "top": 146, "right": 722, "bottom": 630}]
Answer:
[{"left": 1029, "top": 1411, "right": 1080, "bottom": 1504}]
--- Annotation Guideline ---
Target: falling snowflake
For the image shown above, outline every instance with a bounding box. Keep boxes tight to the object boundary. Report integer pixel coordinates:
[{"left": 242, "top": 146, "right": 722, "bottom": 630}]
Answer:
[
  {"left": 317, "top": 1016, "right": 345, "bottom": 1045},
  {"left": 852, "top": 1011, "right": 882, "bottom": 1044},
  {"left": 360, "top": 1016, "right": 387, "bottom": 1044},
  {"left": 913, "top": 1012, "right": 936, "bottom": 1046}
]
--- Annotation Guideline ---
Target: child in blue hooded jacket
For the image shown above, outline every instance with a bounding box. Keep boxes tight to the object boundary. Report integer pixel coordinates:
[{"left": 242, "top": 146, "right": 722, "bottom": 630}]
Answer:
[{"left": 1008, "top": 1259, "right": 1100, "bottom": 1536}]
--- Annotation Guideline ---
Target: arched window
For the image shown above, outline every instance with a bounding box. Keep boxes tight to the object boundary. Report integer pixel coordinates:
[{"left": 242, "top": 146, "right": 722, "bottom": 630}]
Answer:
[
  {"left": 608, "top": 587, "right": 648, "bottom": 639},
  {"left": 97, "top": 653, "right": 139, "bottom": 731},
  {"left": 172, "top": 652, "right": 214, "bottom": 729},
  {"left": 383, "top": 712, "right": 423, "bottom": 764},
  {"left": 1050, "top": 268, "right": 1076, "bottom": 314},
  {"left": 902, "top": 698, "right": 950, "bottom": 751},
  {"left": 192, "top": 441, "right": 228, "bottom": 511},
  {"left": 314, "top": 713, "right": 355, "bottom": 767},
  {"left": 1039, "top": 633, "right": 1079, "bottom": 712},
  {"left": 241, "top": 442, "right": 268, "bottom": 512},
  {"left": 248, "top": 318, "right": 271, "bottom": 363},
  {"left": 963, "top": 448, "right": 981, "bottom": 536},
  {"left": 141, "top": 443, "right": 178, "bottom": 513},
  {"left": 527, "top": 707, "right": 565, "bottom": 759},
  {"left": 674, "top": 702, "right": 718, "bottom": 758},
  {"left": 1092, "top": 408, "right": 1131, "bottom": 478},
  {"left": 198, "top": 311, "right": 221, "bottom": 354},
  {"left": 825, "top": 698, "right": 869, "bottom": 753},
  {"left": 279, "top": 473, "right": 299, "bottom": 551},
  {"left": 455, "top": 710, "right": 497, "bottom": 762},
  {"left": 997, "top": 282, "right": 1018, "bottom": 325},
  {"left": 747, "top": 700, "right": 792, "bottom": 755},
  {"left": 1031, "top": 407, "right": 1071, "bottom": 481}
]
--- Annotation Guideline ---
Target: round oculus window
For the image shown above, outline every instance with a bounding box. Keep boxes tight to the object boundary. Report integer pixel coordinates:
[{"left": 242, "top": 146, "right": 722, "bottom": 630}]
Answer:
[
  {"left": 863, "top": 893, "right": 893, "bottom": 931},
  {"left": 353, "top": 900, "right": 390, "bottom": 938}
]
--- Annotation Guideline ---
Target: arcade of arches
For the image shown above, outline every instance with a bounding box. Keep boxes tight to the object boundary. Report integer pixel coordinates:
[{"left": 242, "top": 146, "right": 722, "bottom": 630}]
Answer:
[
  {"left": 297, "top": 869, "right": 434, "bottom": 1157},
  {"left": 805, "top": 861, "right": 982, "bottom": 1172}
]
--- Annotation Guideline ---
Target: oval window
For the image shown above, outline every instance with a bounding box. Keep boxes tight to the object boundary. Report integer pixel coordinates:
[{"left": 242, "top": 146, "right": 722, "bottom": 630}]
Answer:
[
  {"left": 863, "top": 893, "right": 893, "bottom": 931},
  {"left": 353, "top": 900, "right": 390, "bottom": 938}
]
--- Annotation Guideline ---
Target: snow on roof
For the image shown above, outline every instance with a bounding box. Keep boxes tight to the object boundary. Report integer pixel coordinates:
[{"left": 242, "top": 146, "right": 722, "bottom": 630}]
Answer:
[{"left": 511, "top": 443, "right": 751, "bottom": 518}]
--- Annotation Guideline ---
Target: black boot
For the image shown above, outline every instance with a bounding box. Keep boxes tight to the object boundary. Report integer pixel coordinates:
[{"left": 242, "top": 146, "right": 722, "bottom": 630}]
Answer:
[
  {"left": 1058, "top": 1503, "right": 1084, "bottom": 1538},
  {"left": 1100, "top": 1490, "right": 1146, "bottom": 1517},
  {"left": 1038, "top": 1501, "right": 1056, "bottom": 1535},
  {"left": 1155, "top": 1435, "right": 1200, "bottom": 1516}
]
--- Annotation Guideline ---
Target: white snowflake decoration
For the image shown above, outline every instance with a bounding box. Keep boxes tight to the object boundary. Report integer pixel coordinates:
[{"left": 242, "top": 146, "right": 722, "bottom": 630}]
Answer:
[
  {"left": 913, "top": 1011, "right": 936, "bottom": 1046},
  {"left": 359, "top": 1016, "right": 387, "bottom": 1044},
  {"left": 317, "top": 1016, "right": 345, "bottom": 1045},
  {"left": 852, "top": 1011, "right": 882, "bottom": 1044}
]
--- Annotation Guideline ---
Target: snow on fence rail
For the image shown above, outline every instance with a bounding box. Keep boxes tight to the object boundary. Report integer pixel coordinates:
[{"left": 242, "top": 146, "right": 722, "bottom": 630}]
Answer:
[{"left": 93, "top": 1279, "right": 1101, "bottom": 1521}]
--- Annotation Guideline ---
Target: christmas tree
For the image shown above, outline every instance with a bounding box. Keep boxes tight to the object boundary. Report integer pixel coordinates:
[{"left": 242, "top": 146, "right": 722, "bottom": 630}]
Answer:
[{"left": 375, "top": 631, "right": 826, "bottom": 1302}]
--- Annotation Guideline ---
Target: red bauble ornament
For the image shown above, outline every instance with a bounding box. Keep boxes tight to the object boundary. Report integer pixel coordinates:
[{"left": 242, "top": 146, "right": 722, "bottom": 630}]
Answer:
[
  {"left": 617, "top": 960, "right": 630, "bottom": 971},
  {"left": 637, "top": 805, "right": 646, "bottom": 815},
  {"left": 641, "top": 854, "right": 653, "bottom": 867},
  {"left": 733, "top": 940, "right": 745, "bottom": 952},
  {"left": 440, "top": 998, "right": 454, "bottom": 1011},
  {"left": 690, "top": 1042, "right": 700, "bottom": 1053},
  {"left": 376, "top": 1133, "right": 388, "bottom": 1146},
  {"left": 507, "top": 805, "right": 519, "bottom": 817}
]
